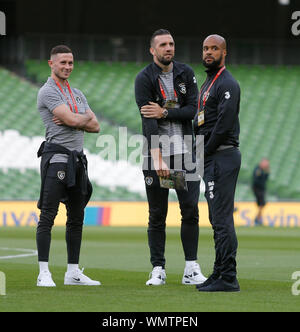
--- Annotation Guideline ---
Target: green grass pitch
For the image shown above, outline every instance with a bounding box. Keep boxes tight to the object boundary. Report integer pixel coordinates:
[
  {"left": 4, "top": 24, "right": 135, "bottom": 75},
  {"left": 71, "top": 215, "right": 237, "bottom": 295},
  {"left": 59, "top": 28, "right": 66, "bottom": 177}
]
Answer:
[{"left": 0, "top": 226, "right": 299, "bottom": 312}]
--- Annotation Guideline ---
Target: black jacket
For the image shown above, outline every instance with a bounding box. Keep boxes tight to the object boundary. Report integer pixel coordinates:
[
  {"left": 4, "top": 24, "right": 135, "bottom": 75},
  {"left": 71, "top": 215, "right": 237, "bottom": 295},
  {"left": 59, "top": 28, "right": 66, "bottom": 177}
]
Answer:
[
  {"left": 135, "top": 61, "right": 198, "bottom": 156},
  {"left": 194, "top": 67, "right": 240, "bottom": 156},
  {"left": 37, "top": 141, "right": 92, "bottom": 209},
  {"left": 252, "top": 165, "right": 269, "bottom": 190}
]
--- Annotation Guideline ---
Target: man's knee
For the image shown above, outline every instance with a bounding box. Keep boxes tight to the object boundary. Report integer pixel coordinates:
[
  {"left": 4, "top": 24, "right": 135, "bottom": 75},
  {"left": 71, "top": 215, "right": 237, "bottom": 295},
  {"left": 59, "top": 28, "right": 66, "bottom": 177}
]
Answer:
[
  {"left": 212, "top": 219, "right": 235, "bottom": 236},
  {"left": 148, "top": 207, "right": 167, "bottom": 230},
  {"left": 180, "top": 202, "right": 199, "bottom": 224},
  {"left": 38, "top": 208, "right": 57, "bottom": 230}
]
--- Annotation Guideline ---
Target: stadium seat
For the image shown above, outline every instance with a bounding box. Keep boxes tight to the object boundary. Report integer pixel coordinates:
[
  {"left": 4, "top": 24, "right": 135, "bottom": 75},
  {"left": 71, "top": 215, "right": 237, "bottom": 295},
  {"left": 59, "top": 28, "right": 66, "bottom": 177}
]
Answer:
[{"left": 1, "top": 62, "right": 300, "bottom": 201}]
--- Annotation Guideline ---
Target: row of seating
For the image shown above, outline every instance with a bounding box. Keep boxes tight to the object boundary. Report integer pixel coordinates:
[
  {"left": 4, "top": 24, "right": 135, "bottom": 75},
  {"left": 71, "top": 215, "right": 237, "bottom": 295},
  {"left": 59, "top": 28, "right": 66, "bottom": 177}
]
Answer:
[
  {"left": 0, "top": 128, "right": 147, "bottom": 201},
  {"left": 1, "top": 61, "right": 299, "bottom": 201},
  {"left": 25, "top": 61, "right": 300, "bottom": 200}
]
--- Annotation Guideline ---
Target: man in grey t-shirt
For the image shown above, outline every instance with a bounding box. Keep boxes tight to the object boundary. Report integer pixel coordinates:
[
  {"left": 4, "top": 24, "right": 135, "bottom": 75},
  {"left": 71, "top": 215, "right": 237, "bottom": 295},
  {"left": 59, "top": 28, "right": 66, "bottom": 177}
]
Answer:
[
  {"left": 36, "top": 45, "right": 100, "bottom": 287},
  {"left": 38, "top": 77, "right": 90, "bottom": 163}
]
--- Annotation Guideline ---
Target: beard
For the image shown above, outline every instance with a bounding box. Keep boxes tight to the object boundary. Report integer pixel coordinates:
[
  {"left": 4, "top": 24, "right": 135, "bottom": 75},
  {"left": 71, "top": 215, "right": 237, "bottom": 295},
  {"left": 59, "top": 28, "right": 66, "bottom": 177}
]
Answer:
[
  {"left": 157, "top": 54, "right": 174, "bottom": 66},
  {"left": 202, "top": 55, "right": 223, "bottom": 69}
]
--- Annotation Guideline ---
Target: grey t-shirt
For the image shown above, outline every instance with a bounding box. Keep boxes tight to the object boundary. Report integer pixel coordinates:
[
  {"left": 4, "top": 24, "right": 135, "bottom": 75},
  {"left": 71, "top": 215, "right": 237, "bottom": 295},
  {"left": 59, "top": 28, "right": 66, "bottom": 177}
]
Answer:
[
  {"left": 37, "top": 77, "right": 90, "bottom": 163},
  {"left": 158, "top": 70, "right": 188, "bottom": 157}
]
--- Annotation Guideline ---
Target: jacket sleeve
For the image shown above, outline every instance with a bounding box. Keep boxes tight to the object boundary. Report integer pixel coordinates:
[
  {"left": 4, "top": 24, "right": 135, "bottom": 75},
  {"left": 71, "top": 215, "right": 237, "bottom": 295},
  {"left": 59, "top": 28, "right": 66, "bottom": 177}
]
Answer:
[
  {"left": 204, "top": 78, "right": 240, "bottom": 155},
  {"left": 134, "top": 71, "right": 160, "bottom": 149},
  {"left": 165, "top": 66, "right": 199, "bottom": 121}
]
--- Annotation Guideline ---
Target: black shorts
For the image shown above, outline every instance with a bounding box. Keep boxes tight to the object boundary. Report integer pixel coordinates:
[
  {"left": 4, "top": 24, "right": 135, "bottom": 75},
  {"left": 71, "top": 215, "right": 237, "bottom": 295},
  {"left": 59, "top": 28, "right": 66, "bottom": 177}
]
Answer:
[{"left": 252, "top": 186, "right": 266, "bottom": 207}]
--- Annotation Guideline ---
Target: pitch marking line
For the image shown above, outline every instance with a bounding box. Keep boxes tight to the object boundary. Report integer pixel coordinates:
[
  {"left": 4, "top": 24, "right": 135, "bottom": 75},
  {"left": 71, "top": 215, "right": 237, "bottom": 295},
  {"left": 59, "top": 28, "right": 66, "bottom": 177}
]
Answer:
[{"left": 0, "top": 247, "right": 37, "bottom": 259}]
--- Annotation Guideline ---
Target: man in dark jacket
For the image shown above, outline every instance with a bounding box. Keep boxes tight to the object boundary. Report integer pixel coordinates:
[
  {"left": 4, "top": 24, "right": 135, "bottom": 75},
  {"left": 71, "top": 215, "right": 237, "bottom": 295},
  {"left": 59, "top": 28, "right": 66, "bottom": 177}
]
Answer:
[
  {"left": 135, "top": 29, "right": 206, "bottom": 286},
  {"left": 252, "top": 158, "right": 270, "bottom": 225},
  {"left": 194, "top": 35, "right": 241, "bottom": 292}
]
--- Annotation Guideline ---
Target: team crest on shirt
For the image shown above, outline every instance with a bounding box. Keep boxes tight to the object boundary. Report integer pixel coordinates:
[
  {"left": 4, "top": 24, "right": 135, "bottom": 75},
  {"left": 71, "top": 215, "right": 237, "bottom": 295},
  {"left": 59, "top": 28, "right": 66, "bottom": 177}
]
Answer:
[
  {"left": 57, "top": 171, "right": 65, "bottom": 180},
  {"left": 145, "top": 176, "right": 153, "bottom": 186},
  {"left": 178, "top": 83, "right": 186, "bottom": 94}
]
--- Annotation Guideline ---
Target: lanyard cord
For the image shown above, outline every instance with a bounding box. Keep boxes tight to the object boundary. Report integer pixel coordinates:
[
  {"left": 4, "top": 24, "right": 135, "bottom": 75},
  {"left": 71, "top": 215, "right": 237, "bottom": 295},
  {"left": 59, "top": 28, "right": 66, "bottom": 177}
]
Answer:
[
  {"left": 55, "top": 80, "right": 79, "bottom": 113},
  {"left": 158, "top": 79, "right": 178, "bottom": 100},
  {"left": 198, "top": 66, "right": 226, "bottom": 110}
]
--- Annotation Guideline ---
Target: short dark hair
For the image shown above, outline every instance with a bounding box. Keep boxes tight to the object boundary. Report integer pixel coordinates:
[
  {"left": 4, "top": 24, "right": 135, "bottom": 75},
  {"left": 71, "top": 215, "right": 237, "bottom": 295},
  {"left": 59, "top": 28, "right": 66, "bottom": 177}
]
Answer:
[
  {"left": 50, "top": 45, "right": 72, "bottom": 57},
  {"left": 150, "top": 29, "right": 171, "bottom": 46}
]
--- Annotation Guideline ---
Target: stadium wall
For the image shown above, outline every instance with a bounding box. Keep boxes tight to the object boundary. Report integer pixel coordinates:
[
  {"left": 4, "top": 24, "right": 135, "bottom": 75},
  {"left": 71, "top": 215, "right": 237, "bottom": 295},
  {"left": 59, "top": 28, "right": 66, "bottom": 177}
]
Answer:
[{"left": 0, "top": 201, "right": 300, "bottom": 228}]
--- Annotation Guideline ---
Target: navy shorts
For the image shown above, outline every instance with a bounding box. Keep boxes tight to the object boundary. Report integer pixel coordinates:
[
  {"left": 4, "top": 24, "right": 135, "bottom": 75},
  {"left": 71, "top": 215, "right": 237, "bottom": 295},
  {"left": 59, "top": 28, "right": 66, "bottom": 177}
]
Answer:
[{"left": 252, "top": 186, "right": 266, "bottom": 207}]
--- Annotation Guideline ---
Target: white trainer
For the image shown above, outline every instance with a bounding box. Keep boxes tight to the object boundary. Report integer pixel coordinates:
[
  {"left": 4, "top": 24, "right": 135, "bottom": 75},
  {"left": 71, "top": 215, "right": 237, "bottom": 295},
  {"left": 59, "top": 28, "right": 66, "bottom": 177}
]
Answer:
[
  {"left": 37, "top": 270, "right": 56, "bottom": 287},
  {"left": 182, "top": 262, "right": 207, "bottom": 285},
  {"left": 64, "top": 268, "right": 101, "bottom": 286},
  {"left": 146, "top": 266, "right": 166, "bottom": 286}
]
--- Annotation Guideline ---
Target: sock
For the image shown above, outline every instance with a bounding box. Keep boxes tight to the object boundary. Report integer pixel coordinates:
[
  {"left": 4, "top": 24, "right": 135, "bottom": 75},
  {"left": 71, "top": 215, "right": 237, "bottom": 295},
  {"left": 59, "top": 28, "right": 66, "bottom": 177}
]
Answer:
[
  {"left": 39, "top": 261, "right": 49, "bottom": 273},
  {"left": 185, "top": 260, "right": 197, "bottom": 269},
  {"left": 67, "top": 264, "right": 79, "bottom": 273}
]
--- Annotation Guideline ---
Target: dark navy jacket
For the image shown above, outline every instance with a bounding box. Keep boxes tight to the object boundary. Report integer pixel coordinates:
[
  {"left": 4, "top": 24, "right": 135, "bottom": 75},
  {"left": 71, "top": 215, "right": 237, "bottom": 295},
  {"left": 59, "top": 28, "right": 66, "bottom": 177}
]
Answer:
[
  {"left": 194, "top": 67, "right": 240, "bottom": 156},
  {"left": 252, "top": 165, "right": 269, "bottom": 190},
  {"left": 135, "top": 61, "right": 198, "bottom": 156}
]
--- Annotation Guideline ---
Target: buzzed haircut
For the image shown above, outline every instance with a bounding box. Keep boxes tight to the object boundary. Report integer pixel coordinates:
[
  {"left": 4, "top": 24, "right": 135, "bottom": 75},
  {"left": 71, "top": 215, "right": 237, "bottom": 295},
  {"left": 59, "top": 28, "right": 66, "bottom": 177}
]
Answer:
[
  {"left": 150, "top": 29, "right": 171, "bottom": 46},
  {"left": 204, "top": 35, "right": 227, "bottom": 50},
  {"left": 50, "top": 45, "right": 72, "bottom": 57}
]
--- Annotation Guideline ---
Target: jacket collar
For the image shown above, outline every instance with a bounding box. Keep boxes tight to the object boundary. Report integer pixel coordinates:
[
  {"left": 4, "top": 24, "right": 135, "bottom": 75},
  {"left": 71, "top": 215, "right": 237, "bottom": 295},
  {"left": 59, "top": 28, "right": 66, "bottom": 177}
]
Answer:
[{"left": 205, "top": 65, "right": 226, "bottom": 77}]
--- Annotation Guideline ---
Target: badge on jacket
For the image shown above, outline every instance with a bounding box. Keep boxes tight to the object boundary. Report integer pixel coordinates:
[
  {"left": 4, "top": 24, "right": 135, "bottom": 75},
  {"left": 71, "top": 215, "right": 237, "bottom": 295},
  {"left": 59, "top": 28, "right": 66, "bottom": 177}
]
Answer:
[
  {"left": 198, "top": 110, "right": 205, "bottom": 126},
  {"left": 57, "top": 171, "right": 66, "bottom": 180},
  {"left": 178, "top": 83, "right": 186, "bottom": 94}
]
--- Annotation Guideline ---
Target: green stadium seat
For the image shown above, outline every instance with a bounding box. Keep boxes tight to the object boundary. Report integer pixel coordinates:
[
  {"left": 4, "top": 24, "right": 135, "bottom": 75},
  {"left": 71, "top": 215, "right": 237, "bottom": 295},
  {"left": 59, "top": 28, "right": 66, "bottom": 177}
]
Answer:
[{"left": 1, "top": 62, "right": 300, "bottom": 201}]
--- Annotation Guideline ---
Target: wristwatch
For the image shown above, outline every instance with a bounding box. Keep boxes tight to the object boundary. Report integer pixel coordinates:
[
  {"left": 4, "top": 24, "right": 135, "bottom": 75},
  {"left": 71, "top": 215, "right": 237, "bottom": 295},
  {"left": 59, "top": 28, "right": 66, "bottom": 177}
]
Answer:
[{"left": 162, "top": 108, "right": 168, "bottom": 119}]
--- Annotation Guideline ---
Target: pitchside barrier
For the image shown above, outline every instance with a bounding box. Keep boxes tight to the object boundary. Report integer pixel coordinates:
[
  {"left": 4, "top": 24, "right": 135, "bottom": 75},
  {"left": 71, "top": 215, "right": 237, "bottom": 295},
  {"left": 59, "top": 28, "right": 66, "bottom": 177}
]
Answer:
[{"left": 0, "top": 201, "right": 300, "bottom": 227}]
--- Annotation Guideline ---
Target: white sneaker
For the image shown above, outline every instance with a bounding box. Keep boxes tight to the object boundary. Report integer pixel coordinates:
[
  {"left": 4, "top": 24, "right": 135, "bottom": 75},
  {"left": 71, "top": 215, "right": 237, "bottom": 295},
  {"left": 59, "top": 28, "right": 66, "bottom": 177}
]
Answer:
[
  {"left": 146, "top": 266, "right": 166, "bottom": 286},
  {"left": 37, "top": 270, "right": 56, "bottom": 287},
  {"left": 64, "top": 268, "right": 101, "bottom": 286},
  {"left": 182, "top": 263, "right": 207, "bottom": 285}
]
